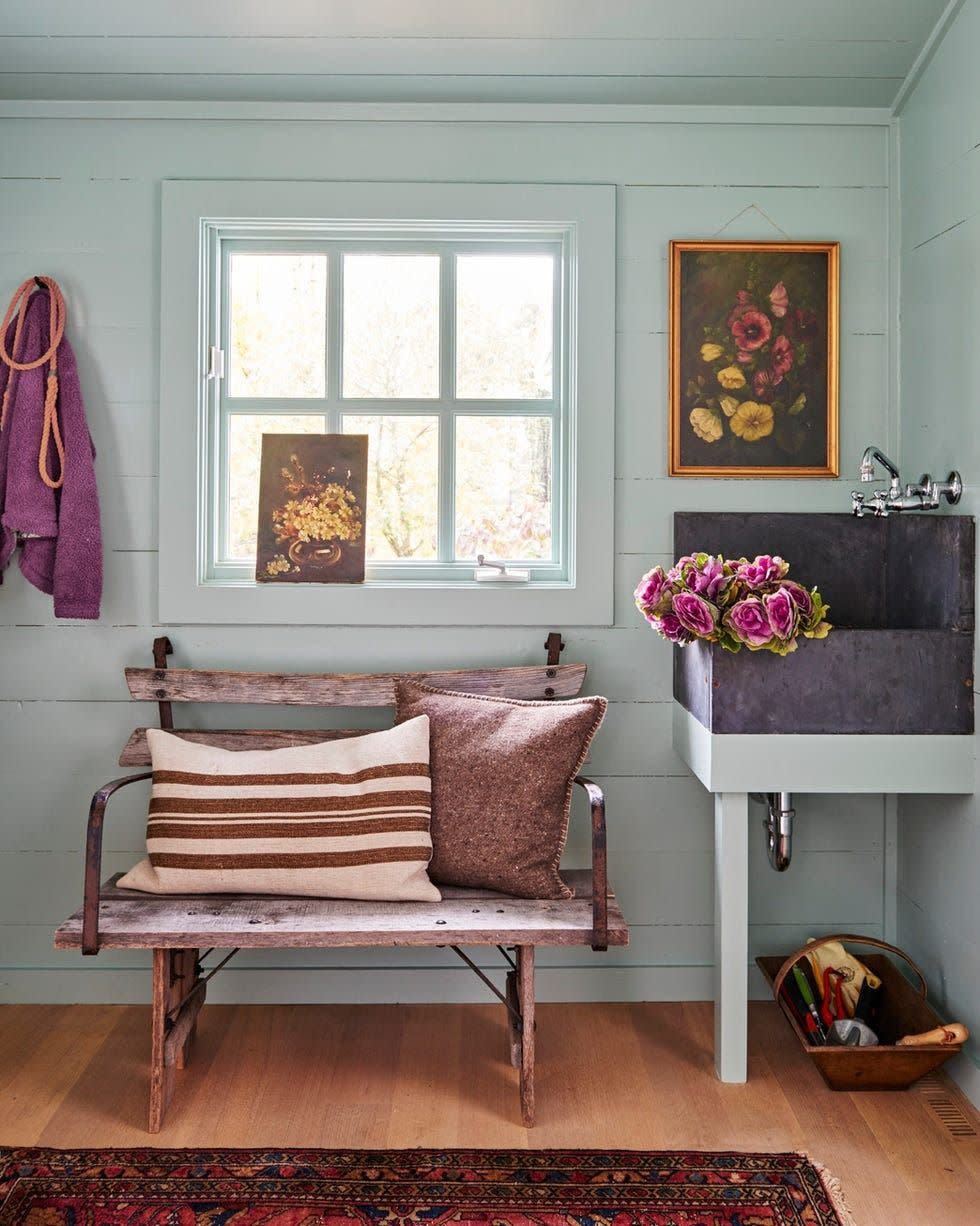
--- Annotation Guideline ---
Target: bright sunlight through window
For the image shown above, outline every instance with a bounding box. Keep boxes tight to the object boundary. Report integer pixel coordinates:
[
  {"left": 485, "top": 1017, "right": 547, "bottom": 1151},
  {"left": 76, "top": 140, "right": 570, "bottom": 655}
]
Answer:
[{"left": 216, "top": 238, "right": 565, "bottom": 582}]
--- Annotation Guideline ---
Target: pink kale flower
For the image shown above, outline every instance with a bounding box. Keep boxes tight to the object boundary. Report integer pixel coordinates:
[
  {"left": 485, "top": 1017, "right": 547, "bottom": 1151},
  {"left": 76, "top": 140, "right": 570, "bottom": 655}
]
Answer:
[{"left": 723, "top": 597, "right": 774, "bottom": 649}]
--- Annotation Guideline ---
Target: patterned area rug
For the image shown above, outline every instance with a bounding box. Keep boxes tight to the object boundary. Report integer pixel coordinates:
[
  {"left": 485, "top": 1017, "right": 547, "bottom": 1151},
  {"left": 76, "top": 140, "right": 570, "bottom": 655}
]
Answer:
[{"left": 0, "top": 1148, "right": 854, "bottom": 1225}]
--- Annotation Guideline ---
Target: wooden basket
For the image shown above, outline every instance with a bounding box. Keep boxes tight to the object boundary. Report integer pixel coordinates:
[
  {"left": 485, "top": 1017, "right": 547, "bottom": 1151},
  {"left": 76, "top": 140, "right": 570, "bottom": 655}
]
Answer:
[{"left": 757, "top": 933, "right": 962, "bottom": 1091}]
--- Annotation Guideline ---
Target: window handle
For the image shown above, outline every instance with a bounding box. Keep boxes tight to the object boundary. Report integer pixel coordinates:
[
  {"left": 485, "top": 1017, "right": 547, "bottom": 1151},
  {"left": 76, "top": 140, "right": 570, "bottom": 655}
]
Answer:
[
  {"left": 475, "top": 554, "right": 530, "bottom": 583},
  {"left": 207, "top": 345, "right": 225, "bottom": 380}
]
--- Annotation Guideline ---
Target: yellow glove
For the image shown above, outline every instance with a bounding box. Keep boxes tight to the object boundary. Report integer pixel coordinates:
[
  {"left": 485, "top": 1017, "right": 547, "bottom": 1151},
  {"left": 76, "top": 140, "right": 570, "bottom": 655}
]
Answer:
[{"left": 805, "top": 938, "right": 881, "bottom": 1015}]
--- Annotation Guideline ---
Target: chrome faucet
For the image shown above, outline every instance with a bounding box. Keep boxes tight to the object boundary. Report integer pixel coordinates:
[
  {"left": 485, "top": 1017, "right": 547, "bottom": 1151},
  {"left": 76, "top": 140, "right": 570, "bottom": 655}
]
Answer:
[{"left": 851, "top": 445, "right": 962, "bottom": 517}]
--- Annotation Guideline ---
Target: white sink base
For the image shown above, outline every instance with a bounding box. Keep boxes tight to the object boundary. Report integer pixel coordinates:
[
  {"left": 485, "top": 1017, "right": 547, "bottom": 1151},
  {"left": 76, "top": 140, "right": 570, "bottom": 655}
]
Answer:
[{"left": 672, "top": 702, "right": 976, "bottom": 1084}]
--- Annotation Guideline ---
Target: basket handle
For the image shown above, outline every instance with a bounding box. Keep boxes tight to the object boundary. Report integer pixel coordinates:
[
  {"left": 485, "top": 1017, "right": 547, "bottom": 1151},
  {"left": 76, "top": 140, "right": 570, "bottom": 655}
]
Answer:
[{"left": 771, "top": 933, "right": 928, "bottom": 1004}]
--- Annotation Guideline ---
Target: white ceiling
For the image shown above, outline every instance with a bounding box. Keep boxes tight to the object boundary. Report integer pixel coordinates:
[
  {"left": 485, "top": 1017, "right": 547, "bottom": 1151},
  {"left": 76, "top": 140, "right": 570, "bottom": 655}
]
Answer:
[{"left": 0, "top": 0, "right": 950, "bottom": 108}]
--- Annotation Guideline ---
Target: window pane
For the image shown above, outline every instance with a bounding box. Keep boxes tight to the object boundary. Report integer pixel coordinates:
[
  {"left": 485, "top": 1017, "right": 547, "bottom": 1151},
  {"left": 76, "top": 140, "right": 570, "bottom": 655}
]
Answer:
[
  {"left": 226, "top": 414, "right": 326, "bottom": 560},
  {"left": 343, "top": 414, "right": 439, "bottom": 560},
  {"left": 228, "top": 253, "right": 327, "bottom": 398},
  {"left": 456, "top": 254, "right": 554, "bottom": 400},
  {"left": 342, "top": 255, "right": 440, "bottom": 399},
  {"left": 455, "top": 416, "right": 553, "bottom": 561}
]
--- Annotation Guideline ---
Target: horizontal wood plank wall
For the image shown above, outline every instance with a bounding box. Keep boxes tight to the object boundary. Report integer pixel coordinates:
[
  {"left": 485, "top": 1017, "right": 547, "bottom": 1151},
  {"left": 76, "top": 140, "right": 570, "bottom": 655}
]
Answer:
[
  {"left": 896, "top": 0, "right": 980, "bottom": 1107},
  {"left": 0, "top": 108, "right": 892, "bottom": 1004}
]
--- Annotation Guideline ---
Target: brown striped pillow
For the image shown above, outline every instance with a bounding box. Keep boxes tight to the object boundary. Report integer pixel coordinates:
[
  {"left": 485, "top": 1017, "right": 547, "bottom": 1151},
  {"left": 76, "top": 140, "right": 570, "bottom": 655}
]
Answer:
[{"left": 117, "top": 718, "right": 440, "bottom": 901}]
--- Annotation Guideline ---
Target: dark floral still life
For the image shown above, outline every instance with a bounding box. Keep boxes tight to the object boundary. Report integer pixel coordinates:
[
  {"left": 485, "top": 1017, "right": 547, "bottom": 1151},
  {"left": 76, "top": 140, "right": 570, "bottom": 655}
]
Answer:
[{"left": 670, "top": 243, "right": 837, "bottom": 475}]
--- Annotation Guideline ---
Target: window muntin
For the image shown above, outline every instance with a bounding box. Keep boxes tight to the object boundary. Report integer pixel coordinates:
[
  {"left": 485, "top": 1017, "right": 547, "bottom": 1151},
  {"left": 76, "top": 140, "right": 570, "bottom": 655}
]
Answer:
[{"left": 211, "top": 232, "right": 567, "bottom": 584}]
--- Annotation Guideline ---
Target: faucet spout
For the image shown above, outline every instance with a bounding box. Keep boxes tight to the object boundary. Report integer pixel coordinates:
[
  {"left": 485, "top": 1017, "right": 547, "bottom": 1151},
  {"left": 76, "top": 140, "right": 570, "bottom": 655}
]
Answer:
[{"left": 860, "top": 445, "right": 901, "bottom": 486}]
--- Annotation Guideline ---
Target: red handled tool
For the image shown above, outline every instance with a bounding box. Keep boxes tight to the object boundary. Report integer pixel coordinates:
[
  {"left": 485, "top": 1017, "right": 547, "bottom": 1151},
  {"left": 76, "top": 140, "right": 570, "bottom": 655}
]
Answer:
[{"left": 820, "top": 967, "right": 846, "bottom": 1027}]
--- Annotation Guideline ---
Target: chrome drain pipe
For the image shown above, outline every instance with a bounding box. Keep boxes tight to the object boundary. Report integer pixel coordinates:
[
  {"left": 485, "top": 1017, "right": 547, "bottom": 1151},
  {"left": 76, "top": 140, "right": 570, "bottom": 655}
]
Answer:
[{"left": 750, "top": 791, "right": 795, "bottom": 871}]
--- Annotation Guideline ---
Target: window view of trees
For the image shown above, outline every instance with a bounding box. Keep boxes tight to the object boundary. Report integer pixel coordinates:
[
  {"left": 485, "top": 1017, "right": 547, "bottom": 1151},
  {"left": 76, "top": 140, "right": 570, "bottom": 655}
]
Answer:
[{"left": 225, "top": 248, "right": 556, "bottom": 567}]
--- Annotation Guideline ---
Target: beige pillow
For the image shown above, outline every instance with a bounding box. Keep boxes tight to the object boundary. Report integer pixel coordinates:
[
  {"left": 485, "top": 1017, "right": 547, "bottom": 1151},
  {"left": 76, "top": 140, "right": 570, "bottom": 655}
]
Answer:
[
  {"left": 118, "top": 718, "right": 440, "bottom": 901},
  {"left": 395, "top": 680, "right": 607, "bottom": 899}
]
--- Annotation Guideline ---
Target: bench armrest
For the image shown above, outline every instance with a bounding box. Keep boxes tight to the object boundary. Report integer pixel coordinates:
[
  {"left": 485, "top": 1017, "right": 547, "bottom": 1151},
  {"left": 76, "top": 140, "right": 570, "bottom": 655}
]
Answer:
[
  {"left": 573, "top": 775, "right": 608, "bottom": 950},
  {"left": 83, "top": 772, "right": 152, "bottom": 955}
]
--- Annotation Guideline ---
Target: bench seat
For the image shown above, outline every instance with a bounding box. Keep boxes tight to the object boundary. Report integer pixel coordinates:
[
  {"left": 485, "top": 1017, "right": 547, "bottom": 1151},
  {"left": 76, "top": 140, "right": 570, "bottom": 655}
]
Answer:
[{"left": 56, "top": 869, "right": 629, "bottom": 950}]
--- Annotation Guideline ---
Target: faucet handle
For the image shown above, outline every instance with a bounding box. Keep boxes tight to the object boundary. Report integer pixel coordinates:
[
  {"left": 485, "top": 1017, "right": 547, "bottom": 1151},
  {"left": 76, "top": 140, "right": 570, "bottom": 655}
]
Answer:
[{"left": 851, "top": 490, "right": 866, "bottom": 517}]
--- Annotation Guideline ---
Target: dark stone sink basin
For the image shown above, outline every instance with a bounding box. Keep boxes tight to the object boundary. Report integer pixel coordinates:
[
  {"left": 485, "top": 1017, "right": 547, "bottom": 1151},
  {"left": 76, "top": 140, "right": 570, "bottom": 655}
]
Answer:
[{"left": 673, "top": 512, "right": 975, "bottom": 735}]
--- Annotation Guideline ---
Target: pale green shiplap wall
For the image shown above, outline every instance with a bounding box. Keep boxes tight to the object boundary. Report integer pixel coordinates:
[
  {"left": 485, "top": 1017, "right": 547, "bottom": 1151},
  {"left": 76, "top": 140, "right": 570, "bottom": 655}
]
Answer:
[
  {"left": 0, "top": 107, "right": 893, "bottom": 1005},
  {"left": 897, "top": 0, "right": 980, "bottom": 1105}
]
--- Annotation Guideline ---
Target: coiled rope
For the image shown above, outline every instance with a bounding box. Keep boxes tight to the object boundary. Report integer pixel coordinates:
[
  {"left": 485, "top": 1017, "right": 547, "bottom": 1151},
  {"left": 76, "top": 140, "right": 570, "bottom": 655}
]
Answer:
[{"left": 0, "top": 276, "right": 67, "bottom": 489}]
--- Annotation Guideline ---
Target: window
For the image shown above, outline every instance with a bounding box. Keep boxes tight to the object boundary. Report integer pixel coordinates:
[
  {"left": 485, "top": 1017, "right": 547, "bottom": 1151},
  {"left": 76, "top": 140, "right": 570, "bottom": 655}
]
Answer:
[
  {"left": 217, "top": 242, "right": 562, "bottom": 583},
  {"left": 159, "top": 181, "right": 614, "bottom": 624}
]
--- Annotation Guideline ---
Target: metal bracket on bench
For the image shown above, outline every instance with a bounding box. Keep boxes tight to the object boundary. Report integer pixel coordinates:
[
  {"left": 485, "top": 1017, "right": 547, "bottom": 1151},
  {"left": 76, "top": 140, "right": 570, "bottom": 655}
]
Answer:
[
  {"left": 449, "top": 944, "right": 523, "bottom": 1033},
  {"left": 152, "top": 636, "right": 175, "bottom": 730},
  {"left": 165, "top": 947, "right": 239, "bottom": 1025}
]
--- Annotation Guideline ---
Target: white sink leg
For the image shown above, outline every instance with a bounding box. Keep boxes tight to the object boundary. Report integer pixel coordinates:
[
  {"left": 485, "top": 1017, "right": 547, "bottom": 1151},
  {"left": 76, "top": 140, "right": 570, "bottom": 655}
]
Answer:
[{"left": 714, "top": 790, "right": 749, "bottom": 1082}]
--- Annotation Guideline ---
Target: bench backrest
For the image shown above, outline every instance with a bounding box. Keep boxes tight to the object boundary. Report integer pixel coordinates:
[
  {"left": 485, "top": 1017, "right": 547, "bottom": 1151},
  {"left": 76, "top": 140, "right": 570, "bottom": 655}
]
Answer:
[{"left": 119, "top": 637, "right": 586, "bottom": 766}]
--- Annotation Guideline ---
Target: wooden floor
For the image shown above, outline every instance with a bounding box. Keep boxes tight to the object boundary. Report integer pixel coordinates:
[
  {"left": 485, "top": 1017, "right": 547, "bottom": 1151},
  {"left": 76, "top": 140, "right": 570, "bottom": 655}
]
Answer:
[{"left": 1, "top": 1001, "right": 978, "bottom": 1224}]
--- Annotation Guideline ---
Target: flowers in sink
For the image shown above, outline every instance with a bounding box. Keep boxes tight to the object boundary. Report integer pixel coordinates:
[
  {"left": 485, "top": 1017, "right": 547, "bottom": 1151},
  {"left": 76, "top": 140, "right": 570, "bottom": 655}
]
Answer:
[{"left": 634, "top": 552, "right": 831, "bottom": 655}]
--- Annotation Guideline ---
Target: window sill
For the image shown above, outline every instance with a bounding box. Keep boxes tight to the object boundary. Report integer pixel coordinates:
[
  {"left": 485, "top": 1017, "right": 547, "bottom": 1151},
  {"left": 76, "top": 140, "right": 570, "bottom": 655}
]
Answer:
[{"left": 158, "top": 575, "right": 612, "bottom": 627}]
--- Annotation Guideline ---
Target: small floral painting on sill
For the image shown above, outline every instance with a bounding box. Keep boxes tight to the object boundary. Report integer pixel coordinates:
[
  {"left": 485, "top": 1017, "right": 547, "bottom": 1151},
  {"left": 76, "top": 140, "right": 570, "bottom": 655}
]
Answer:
[
  {"left": 255, "top": 434, "right": 367, "bottom": 584},
  {"left": 669, "top": 241, "right": 839, "bottom": 477}
]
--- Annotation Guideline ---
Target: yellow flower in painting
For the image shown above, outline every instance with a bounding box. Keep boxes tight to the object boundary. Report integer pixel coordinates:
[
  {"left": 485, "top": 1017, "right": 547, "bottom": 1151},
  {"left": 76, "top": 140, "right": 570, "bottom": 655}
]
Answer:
[
  {"left": 700, "top": 342, "right": 724, "bottom": 362},
  {"left": 690, "top": 407, "right": 723, "bottom": 443},
  {"left": 729, "top": 401, "right": 775, "bottom": 442},
  {"left": 717, "top": 365, "right": 746, "bottom": 390},
  {"left": 788, "top": 392, "right": 807, "bottom": 416},
  {"left": 718, "top": 395, "right": 739, "bottom": 418}
]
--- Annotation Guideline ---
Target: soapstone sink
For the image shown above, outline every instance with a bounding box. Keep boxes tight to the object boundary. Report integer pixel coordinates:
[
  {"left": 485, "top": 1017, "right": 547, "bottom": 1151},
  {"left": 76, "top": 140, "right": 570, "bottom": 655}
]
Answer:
[{"left": 672, "top": 512, "right": 975, "bottom": 735}]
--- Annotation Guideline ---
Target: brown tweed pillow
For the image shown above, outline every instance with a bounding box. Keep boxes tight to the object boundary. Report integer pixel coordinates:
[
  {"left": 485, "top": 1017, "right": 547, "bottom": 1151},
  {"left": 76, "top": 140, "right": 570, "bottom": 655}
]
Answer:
[
  {"left": 117, "top": 718, "right": 439, "bottom": 901},
  {"left": 395, "top": 679, "right": 607, "bottom": 899}
]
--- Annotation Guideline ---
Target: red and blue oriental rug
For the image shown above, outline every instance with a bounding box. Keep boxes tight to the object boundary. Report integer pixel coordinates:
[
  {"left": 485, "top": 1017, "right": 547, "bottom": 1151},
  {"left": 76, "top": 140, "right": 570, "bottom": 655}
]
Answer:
[{"left": 0, "top": 1147, "right": 853, "bottom": 1225}]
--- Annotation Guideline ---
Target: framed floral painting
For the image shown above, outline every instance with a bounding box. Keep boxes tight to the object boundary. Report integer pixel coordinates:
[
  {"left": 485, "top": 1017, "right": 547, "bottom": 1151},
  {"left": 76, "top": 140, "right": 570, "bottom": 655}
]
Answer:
[
  {"left": 255, "top": 434, "right": 367, "bottom": 583},
  {"left": 668, "top": 240, "right": 839, "bottom": 477}
]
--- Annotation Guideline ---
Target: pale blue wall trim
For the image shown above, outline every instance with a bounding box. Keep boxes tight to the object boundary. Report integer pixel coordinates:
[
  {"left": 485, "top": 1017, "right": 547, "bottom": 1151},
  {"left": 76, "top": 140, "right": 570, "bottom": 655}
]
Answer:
[
  {"left": 0, "top": 100, "right": 896, "bottom": 127},
  {"left": 891, "top": 0, "right": 969, "bottom": 116}
]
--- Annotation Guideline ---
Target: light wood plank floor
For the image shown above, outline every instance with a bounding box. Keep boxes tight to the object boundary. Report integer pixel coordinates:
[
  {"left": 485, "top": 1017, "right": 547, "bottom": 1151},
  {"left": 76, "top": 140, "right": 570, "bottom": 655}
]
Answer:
[{"left": 1, "top": 1002, "right": 978, "bottom": 1224}]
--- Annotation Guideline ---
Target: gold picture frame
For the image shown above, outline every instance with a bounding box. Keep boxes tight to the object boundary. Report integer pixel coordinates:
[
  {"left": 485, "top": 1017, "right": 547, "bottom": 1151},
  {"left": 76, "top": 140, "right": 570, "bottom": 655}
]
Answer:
[{"left": 668, "top": 240, "right": 839, "bottom": 478}]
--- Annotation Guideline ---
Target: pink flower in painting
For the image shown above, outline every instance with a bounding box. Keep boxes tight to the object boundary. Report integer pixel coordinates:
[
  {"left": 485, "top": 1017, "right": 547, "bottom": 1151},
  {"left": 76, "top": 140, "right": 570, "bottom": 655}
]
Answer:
[
  {"left": 785, "top": 307, "right": 819, "bottom": 341},
  {"left": 753, "top": 368, "right": 774, "bottom": 399},
  {"left": 770, "top": 335, "right": 794, "bottom": 382},
  {"left": 769, "top": 281, "right": 789, "bottom": 317},
  {"left": 730, "top": 309, "right": 772, "bottom": 353},
  {"left": 726, "top": 292, "right": 755, "bottom": 329}
]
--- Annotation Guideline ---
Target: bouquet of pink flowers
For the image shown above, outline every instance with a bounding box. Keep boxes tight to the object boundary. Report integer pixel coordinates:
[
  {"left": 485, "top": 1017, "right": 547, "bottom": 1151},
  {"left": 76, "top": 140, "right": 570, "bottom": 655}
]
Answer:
[{"left": 634, "top": 553, "right": 831, "bottom": 656}]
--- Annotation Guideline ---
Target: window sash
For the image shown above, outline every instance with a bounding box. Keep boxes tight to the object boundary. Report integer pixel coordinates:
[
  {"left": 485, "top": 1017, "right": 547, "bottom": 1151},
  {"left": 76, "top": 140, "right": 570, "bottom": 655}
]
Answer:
[{"left": 210, "top": 231, "right": 568, "bottom": 584}]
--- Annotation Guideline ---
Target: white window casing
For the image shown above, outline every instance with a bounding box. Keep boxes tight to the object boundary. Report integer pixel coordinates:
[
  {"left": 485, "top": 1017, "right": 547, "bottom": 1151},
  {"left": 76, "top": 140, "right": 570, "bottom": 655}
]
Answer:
[{"left": 158, "top": 180, "right": 615, "bottom": 625}]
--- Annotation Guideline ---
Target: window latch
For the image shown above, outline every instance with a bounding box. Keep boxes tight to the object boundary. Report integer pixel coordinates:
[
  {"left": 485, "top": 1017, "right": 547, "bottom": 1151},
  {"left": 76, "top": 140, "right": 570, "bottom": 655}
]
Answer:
[
  {"left": 207, "top": 345, "right": 225, "bottom": 380},
  {"left": 474, "top": 554, "right": 530, "bottom": 583}
]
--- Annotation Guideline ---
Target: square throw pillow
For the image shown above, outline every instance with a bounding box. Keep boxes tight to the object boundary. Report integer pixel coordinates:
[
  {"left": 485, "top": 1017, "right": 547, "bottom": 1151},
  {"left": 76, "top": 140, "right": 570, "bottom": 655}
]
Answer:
[
  {"left": 394, "top": 679, "right": 607, "bottom": 899},
  {"left": 117, "top": 717, "right": 440, "bottom": 901}
]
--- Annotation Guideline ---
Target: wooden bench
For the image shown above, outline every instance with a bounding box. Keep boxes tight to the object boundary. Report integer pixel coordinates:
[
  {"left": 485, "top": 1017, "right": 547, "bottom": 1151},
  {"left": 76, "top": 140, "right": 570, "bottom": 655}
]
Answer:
[{"left": 55, "top": 634, "right": 629, "bottom": 1132}]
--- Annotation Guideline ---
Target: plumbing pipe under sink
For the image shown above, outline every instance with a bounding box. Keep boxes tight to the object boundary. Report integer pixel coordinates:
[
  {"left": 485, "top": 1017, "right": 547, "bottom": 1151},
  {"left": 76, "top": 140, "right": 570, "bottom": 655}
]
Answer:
[{"left": 751, "top": 791, "right": 795, "bottom": 871}]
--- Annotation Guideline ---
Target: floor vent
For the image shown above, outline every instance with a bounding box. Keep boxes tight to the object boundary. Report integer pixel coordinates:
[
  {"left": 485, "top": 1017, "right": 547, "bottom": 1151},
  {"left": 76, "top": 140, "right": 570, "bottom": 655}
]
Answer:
[{"left": 917, "top": 1075, "right": 979, "bottom": 1139}]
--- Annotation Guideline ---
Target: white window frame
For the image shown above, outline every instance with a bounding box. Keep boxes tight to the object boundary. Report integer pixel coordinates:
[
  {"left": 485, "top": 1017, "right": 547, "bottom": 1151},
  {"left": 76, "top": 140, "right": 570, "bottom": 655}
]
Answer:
[{"left": 159, "top": 180, "right": 615, "bottom": 625}]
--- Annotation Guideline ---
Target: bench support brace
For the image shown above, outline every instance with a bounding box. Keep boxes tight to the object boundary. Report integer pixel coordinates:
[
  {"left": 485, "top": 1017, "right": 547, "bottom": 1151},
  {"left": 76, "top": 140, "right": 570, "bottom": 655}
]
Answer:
[{"left": 150, "top": 948, "right": 202, "bottom": 1132}]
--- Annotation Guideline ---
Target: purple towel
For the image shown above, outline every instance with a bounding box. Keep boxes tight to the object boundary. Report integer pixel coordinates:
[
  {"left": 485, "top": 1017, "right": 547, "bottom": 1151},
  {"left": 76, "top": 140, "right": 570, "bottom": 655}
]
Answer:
[{"left": 0, "top": 287, "right": 102, "bottom": 618}]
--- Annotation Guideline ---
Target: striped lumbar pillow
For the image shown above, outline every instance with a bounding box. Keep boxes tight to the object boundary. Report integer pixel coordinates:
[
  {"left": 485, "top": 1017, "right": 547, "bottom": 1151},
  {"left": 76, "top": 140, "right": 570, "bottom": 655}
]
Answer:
[{"left": 117, "top": 717, "right": 440, "bottom": 901}]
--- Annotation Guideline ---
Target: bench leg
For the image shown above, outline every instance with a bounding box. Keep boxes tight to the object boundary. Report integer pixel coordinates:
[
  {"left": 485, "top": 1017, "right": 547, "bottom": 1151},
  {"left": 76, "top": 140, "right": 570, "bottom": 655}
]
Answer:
[
  {"left": 149, "top": 947, "right": 202, "bottom": 1132},
  {"left": 505, "top": 969, "right": 522, "bottom": 1069},
  {"left": 517, "top": 945, "right": 535, "bottom": 1127}
]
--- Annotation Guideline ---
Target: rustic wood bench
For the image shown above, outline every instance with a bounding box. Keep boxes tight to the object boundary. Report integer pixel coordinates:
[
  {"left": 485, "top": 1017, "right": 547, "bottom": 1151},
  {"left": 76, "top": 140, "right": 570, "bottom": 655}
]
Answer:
[{"left": 55, "top": 634, "right": 629, "bottom": 1132}]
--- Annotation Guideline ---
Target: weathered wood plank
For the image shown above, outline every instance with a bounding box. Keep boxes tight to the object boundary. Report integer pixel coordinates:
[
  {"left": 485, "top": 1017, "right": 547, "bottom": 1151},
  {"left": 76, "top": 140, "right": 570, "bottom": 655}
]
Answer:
[
  {"left": 124, "top": 664, "right": 586, "bottom": 706},
  {"left": 518, "top": 944, "right": 535, "bottom": 1127},
  {"left": 119, "top": 727, "right": 368, "bottom": 766},
  {"left": 54, "top": 870, "right": 629, "bottom": 950}
]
